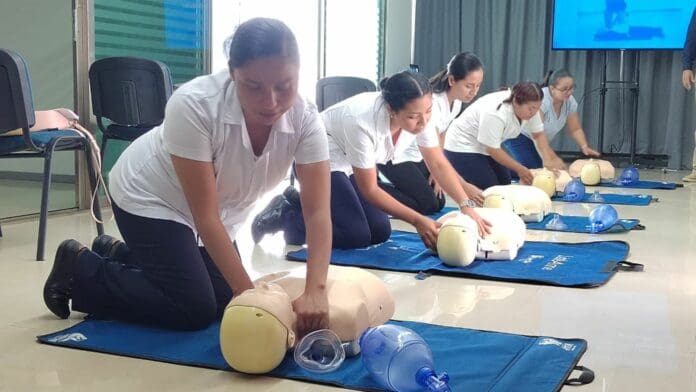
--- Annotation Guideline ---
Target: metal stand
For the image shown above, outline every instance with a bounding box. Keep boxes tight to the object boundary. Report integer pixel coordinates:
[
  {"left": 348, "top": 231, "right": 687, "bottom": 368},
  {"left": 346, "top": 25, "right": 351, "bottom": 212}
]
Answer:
[{"left": 597, "top": 50, "right": 640, "bottom": 163}]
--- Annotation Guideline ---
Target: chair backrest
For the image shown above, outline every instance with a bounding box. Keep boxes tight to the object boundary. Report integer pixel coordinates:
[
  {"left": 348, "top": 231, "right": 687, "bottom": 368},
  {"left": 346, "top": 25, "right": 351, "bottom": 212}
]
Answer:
[
  {"left": 315, "top": 76, "right": 377, "bottom": 112},
  {"left": 0, "top": 49, "right": 35, "bottom": 135},
  {"left": 89, "top": 56, "right": 173, "bottom": 127}
]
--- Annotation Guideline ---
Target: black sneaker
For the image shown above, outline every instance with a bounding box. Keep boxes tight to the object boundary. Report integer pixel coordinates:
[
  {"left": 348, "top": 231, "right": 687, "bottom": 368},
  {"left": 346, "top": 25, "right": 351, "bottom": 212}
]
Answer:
[
  {"left": 91, "top": 234, "right": 128, "bottom": 260},
  {"left": 43, "top": 239, "right": 87, "bottom": 319},
  {"left": 251, "top": 194, "right": 294, "bottom": 243}
]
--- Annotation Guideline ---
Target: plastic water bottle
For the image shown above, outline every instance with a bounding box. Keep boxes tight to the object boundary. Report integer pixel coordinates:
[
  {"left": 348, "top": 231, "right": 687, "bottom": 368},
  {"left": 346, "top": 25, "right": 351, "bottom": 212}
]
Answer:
[
  {"left": 589, "top": 204, "right": 619, "bottom": 233},
  {"left": 360, "top": 325, "right": 451, "bottom": 392},
  {"left": 563, "top": 178, "right": 586, "bottom": 202},
  {"left": 619, "top": 166, "right": 639, "bottom": 185}
]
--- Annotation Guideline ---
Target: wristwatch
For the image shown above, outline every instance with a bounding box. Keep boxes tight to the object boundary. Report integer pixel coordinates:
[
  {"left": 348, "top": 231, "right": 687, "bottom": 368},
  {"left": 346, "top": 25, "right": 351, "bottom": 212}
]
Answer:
[{"left": 458, "top": 199, "right": 476, "bottom": 209}]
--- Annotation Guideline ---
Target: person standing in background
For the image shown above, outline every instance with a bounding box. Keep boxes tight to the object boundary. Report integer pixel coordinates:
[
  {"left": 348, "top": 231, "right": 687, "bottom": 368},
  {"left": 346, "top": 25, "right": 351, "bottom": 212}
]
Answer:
[{"left": 681, "top": 6, "right": 696, "bottom": 182}]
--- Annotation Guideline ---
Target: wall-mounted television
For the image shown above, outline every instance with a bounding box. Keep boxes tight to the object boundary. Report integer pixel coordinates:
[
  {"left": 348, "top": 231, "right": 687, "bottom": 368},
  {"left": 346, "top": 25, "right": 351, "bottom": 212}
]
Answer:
[{"left": 552, "top": 0, "right": 696, "bottom": 50}]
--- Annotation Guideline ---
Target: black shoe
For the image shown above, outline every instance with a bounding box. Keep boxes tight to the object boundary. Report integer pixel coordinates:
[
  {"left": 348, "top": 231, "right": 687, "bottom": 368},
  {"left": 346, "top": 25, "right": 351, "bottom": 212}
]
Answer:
[
  {"left": 91, "top": 234, "right": 127, "bottom": 259},
  {"left": 43, "top": 239, "right": 87, "bottom": 319},
  {"left": 251, "top": 194, "right": 294, "bottom": 243}
]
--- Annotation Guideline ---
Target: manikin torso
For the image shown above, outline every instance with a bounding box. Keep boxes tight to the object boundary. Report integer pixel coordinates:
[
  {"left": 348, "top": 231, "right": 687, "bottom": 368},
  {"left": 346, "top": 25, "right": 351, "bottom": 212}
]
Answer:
[
  {"left": 436, "top": 208, "right": 526, "bottom": 267},
  {"left": 569, "top": 159, "right": 615, "bottom": 182},
  {"left": 482, "top": 184, "right": 553, "bottom": 222},
  {"left": 531, "top": 168, "right": 572, "bottom": 193},
  {"left": 253, "top": 266, "right": 395, "bottom": 341}
]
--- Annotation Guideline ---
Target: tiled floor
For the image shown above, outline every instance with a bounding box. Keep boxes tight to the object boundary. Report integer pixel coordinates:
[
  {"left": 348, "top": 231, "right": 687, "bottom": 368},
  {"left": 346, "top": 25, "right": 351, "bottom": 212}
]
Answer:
[{"left": 1, "top": 170, "right": 695, "bottom": 391}]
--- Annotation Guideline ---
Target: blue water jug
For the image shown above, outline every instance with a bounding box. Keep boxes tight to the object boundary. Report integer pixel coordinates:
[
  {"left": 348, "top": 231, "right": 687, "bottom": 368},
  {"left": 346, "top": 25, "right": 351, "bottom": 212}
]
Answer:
[
  {"left": 619, "top": 166, "right": 639, "bottom": 185},
  {"left": 563, "top": 178, "right": 586, "bottom": 202},
  {"left": 588, "top": 204, "right": 619, "bottom": 233},
  {"left": 359, "top": 325, "right": 451, "bottom": 392}
]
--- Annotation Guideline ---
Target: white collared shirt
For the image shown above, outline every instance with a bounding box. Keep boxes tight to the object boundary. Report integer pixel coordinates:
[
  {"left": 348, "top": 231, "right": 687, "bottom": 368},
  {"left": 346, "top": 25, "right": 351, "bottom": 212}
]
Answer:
[
  {"left": 321, "top": 92, "right": 439, "bottom": 175},
  {"left": 392, "top": 91, "right": 462, "bottom": 163},
  {"left": 444, "top": 90, "right": 544, "bottom": 155},
  {"left": 109, "top": 70, "right": 328, "bottom": 240}
]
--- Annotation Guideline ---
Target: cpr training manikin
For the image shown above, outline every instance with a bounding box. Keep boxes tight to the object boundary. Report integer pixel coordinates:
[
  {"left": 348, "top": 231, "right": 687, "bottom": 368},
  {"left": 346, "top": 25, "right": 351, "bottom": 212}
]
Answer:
[
  {"left": 220, "top": 266, "right": 395, "bottom": 374},
  {"left": 569, "top": 158, "right": 616, "bottom": 185},
  {"left": 530, "top": 168, "right": 572, "bottom": 196},
  {"left": 436, "top": 208, "right": 526, "bottom": 267},
  {"left": 481, "top": 184, "right": 553, "bottom": 222}
]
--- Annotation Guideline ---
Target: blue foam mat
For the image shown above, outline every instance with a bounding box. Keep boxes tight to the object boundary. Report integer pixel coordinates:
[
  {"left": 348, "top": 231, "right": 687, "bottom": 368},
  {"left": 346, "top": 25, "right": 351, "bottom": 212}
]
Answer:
[
  {"left": 37, "top": 318, "right": 589, "bottom": 392},
  {"left": 598, "top": 180, "right": 678, "bottom": 190},
  {"left": 287, "top": 231, "right": 636, "bottom": 288},
  {"left": 527, "top": 213, "right": 643, "bottom": 233},
  {"left": 552, "top": 193, "right": 653, "bottom": 206}
]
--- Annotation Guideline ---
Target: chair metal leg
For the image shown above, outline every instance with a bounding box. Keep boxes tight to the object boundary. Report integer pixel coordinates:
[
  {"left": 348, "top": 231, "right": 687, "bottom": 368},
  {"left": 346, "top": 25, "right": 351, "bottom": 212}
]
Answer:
[
  {"left": 99, "top": 135, "right": 108, "bottom": 166},
  {"left": 84, "top": 142, "right": 104, "bottom": 236},
  {"left": 37, "top": 148, "right": 55, "bottom": 261}
]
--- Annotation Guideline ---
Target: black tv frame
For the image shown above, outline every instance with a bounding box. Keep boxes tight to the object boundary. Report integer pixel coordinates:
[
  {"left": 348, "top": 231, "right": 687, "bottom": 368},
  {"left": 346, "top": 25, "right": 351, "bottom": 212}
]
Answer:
[{"left": 551, "top": 0, "right": 693, "bottom": 51}]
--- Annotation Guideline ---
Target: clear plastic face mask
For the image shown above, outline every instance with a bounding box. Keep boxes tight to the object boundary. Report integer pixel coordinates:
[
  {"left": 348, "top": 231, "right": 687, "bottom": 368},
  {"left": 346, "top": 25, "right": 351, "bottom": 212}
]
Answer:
[{"left": 293, "top": 329, "right": 346, "bottom": 373}]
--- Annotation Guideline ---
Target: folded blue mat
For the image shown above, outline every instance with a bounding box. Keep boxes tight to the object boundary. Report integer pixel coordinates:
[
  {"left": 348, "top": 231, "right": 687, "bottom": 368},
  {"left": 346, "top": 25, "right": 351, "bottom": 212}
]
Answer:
[
  {"left": 37, "top": 318, "right": 591, "bottom": 392},
  {"left": 527, "top": 213, "right": 644, "bottom": 233},
  {"left": 598, "top": 180, "right": 679, "bottom": 190},
  {"left": 552, "top": 193, "right": 653, "bottom": 206},
  {"left": 287, "top": 231, "right": 639, "bottom": 288}
]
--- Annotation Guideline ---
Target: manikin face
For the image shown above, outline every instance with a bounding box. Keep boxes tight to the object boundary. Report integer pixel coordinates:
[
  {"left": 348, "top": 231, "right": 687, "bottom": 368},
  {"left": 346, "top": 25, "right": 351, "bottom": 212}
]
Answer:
[
  {"left": 448, "top": 68, "right": 484, "bottom": 103},
  {"left": 232, "top": 55, "right": 299, "bottom": 128},
  {"left": 549, "top": 76, "right": 575, "bottom": 102},
  {"left": 389, "top": 94, "right": 433, "bottom": 134},
  {"left": 512, "top": 99, "right": 542, "bottom": 121}
]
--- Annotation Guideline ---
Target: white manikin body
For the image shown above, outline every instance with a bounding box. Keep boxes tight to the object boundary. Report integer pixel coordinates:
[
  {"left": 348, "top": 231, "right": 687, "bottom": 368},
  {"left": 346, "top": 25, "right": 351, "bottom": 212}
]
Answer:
[
  {"left": 569, "top": 159, "right": 615, "bottom": 183},
  {"left": 531, "top": 168, "right": 572, "bottom": 193},
  {"left": 436, "top": 208, "right": 526, "bottom": 267},
  {"left": 482, "top": 184, "right": 553, "bottom": 222}
]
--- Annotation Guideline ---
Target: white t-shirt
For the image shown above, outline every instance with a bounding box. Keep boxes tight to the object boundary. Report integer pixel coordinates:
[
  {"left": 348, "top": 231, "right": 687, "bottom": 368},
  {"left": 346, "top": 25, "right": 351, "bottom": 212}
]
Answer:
[
  {"left": 322, "top": 91, "right": 439, "bottom": 175},
  {"left": 444, "top": 90, "right": 544, "bottom": 155},
  {"left": 524, "top": 86, "right": 578, "bottom": 141},
  {"left": 392, "top": 91, "right": 462, "bottom": 164},
  {"left": 109, "top": 70, "right": 329, "bottom": 240}
]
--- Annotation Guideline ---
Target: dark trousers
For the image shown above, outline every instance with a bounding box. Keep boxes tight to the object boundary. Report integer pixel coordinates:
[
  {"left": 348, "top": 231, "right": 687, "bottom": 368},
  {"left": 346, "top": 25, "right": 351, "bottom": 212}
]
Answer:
[
  {"left": 284, "top": 171, "right": 391, "bottom": 249},
  {"left": 502, "top": 134, "right": 543, "bottom": 169},
  {"left": 444, "top": 149, "right": 511, "bottom": 190},
  {"left": 377, "top": 160, "right": 445, "bottom": 215},
  {"left": 72, "top": 203, "right": 233, "bottom": 330}
]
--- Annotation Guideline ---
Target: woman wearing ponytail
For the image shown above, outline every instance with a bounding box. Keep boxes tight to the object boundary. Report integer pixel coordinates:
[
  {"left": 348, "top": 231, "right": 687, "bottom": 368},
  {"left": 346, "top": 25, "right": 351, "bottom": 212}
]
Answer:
[
  {"left": 377, "top": 52, "right": 486, "bottom": 213},
  {"left": 257, "top": 70, "right": 490, "bottom": 250},
  {"left": 444, "top": 81, "right": 561, "bottom": 189},
  {"left": 502, "top": 69, "right": 599, "bottom": 171}
]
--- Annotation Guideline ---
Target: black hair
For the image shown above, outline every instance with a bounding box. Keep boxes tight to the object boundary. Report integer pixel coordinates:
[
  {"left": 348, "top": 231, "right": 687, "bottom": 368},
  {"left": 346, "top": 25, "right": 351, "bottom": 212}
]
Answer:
[
  {"left": 497, "top": 81, "right": 544, "bottom": 109},
  {"left": 429, "top": 52, "right": 484, "bottom": 93},
  {"left": 226, "top": 17, "right": 299, "bottom": 70},
  {"left": 379, "top": 71, "right": 432, "bottom": 112},
  {"left": 541, "top": 69, "right": 573, "bottom": 87}
]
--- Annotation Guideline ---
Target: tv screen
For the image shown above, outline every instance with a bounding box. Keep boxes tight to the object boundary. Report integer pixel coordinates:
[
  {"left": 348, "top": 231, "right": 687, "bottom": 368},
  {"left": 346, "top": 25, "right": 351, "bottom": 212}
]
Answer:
[{"left": 552, "top": 0, "right": 696, "bottom": 50}]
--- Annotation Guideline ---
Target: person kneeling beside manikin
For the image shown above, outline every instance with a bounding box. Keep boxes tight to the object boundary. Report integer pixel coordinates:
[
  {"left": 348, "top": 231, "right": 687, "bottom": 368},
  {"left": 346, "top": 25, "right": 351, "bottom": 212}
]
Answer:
[
  {"left": 436, "top": 208, "right": 526, "bottom": 267},
  {"left": 220, "top": 266, "right": 395, "bottom": 374}
]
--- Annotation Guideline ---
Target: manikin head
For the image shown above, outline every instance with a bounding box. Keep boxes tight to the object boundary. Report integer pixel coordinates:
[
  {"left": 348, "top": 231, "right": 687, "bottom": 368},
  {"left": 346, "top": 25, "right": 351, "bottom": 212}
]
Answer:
[
  {"left": 532, "top": 169, "right": 557, "bottom": 197},
  {"left": 482, "top": 185, "right": 553, "bottom": 222},
  {"left": 569, "top": 159, "right": 616, "bottom": 182},
  {"left": 220, "top": 282, "right": 296, "bottom": 374}
]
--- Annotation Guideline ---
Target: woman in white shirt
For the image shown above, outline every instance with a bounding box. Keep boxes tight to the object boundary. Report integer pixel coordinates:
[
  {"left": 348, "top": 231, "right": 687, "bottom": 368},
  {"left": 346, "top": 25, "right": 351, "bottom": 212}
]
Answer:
[
  {"left": 43, "top": 18, "right": 331, "bottom": 335},
  {"left": 265, "top": 71, "right": 490, "bottom": 250},
  {"left": 444, "top": 81, "right": 562, "bottom": 189},
  {"left": 502, "top": 69, "right": 599, "bottom": 170},
  {"left": 377, "top": 52, "right": 485, "bottom": 214}
]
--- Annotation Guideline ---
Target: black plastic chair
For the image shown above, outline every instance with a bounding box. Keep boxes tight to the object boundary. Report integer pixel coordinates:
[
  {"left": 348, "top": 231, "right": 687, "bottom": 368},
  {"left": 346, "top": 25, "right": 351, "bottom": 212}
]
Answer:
[
  {"left": 315, "top": 76, "right": 377, "bottom": 111},
  {"left": 0, "top": 48, "right": 104, "bottom": 261},
  {"left": 89, "top": 56, "right": 173, "bottom": 162}
]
